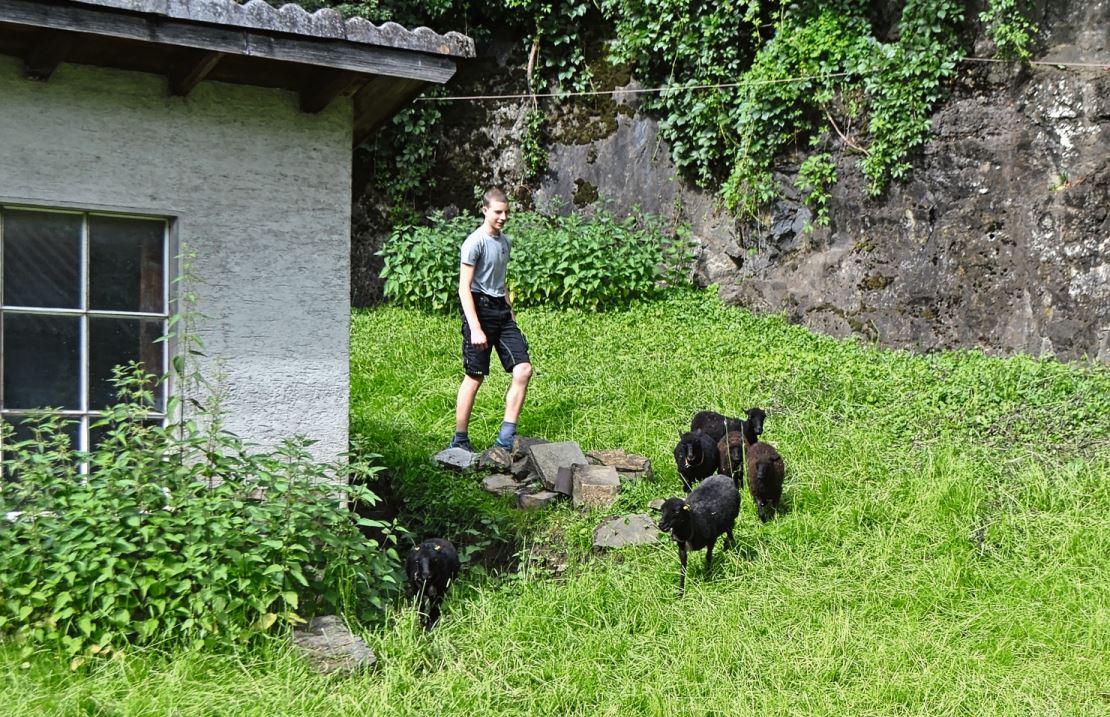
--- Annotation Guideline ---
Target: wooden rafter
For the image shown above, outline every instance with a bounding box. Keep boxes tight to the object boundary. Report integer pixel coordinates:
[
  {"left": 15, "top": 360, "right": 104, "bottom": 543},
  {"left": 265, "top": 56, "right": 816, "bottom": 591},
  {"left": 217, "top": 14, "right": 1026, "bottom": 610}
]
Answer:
[
  {"left": 169, "top": 49, "right": 223, "bottom": 96},
  {"left": 23, "top": 28, "right": 74, "bottom": 80},
  {"left": 301, "top": 69, "right": 359, "bottom": 114},
  {"left": 352, "top": 76, "right": 430, "bottom": 146}
]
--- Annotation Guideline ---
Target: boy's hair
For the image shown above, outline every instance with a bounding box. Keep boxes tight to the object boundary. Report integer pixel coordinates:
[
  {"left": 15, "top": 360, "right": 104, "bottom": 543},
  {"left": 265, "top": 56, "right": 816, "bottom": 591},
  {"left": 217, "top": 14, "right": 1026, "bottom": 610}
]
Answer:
[{"left": 482, "top": 187, "right": 508, "bottom": 208}]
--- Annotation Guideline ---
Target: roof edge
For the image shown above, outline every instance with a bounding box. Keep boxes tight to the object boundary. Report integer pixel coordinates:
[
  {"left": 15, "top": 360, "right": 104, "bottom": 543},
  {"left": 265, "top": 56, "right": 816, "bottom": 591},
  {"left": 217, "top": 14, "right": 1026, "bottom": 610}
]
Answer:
[{"left": 69, "top": 0, "right": 476, "bottom": 58}]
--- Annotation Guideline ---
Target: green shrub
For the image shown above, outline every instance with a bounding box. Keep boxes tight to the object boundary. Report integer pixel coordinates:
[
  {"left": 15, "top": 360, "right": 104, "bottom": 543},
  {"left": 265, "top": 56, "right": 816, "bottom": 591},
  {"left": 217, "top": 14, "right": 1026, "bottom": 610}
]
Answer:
[
  {"left": 378, "top": 208, "right": 694, "bottom": 312},
  {"left": 0, "top": 367, "right": 401, "bottom": 661}
]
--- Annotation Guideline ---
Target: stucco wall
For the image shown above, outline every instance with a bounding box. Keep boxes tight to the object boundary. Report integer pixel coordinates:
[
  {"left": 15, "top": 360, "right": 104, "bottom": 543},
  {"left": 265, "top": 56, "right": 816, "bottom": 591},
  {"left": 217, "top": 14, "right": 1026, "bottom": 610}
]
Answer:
[{"left": 0, "top": 56, "right": 353, "bottom": 462}]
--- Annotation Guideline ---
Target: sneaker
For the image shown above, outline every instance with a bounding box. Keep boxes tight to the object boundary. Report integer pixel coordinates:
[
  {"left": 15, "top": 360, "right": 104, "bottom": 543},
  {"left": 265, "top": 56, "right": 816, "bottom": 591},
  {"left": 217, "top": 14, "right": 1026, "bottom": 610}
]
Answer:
[
  {"left": 493, "top": 436, "right": 514, "bottom": 450},
  {"left": 448, "top": 437, "right": 474, "bottom": 452}
]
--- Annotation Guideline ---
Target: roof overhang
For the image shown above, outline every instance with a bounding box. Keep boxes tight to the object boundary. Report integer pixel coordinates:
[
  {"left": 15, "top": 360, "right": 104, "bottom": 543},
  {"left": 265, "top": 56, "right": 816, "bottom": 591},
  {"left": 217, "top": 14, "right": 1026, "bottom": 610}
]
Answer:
[{"left": 0, "top": 0, "right": 475, "bottom": 145}]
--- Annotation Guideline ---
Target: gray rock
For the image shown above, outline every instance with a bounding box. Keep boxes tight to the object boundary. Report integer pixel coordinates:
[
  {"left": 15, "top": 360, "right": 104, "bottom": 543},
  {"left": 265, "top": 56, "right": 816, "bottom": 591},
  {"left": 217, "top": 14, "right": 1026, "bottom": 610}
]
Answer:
[
  {"left": 588, "top": 448, "right": 654, "bottom": 482},
  {"left": 587, "top": 448, "right": 650, "bottom": 472},
  {"left": 512, "top": 435, "right": 550, "bottom": 461},
  {"left": 648, "top": 498, "right": 665, "bottom": 512},
  {"left": 571, "top": 464, "right": 621, "bottom": 510},
  {"left": 479, "top": 445, "right": 513, "bottom": 471},
  {"left": 481, "top": 474, "right": 521, "bottom": 497},
  {"left": 553, "top": 465, "right": 574, "bottom": 496},
  {"left": 517, "top": 490, "right": 561, "bottom": 509},
  {"left": 433, "top": 447, "right": 478, "bottom": 471},
  {"left": 510, "top": 455, "right": 533, "bottom": 480},
  {"left": 528, "top": 441, "right": 588, "bottom": 490},
  {"left": 292, "top": 615, "right": 376, "bottom": 676},
  {"left": 593, "top": 513, "right": 661, "bottom": 550}
]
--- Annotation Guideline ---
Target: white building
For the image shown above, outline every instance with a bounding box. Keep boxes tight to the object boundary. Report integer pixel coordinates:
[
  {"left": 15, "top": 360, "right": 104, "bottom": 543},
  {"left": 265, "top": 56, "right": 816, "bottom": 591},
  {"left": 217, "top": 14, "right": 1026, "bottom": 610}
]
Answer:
[{"left": 0, "top": 0, "right": 473, "bottom": 462}]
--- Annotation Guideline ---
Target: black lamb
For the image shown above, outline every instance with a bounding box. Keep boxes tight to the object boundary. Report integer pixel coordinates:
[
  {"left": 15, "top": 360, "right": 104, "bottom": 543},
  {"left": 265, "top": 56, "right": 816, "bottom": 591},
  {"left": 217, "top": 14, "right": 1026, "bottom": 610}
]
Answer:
[
  {"left": 658, "top": 474, "right": 740, "bottom": 597},
  {"left": 689, "top": 410, "right": 744, "bottom": 443},
  {"left": 405, "top": 538, "right": 460, "bottom": 630},
  {"left": 744, "top": 432, "right": 785, "bottom": 523},
  {"left": 717, "top": 430, "right": 745, "bottom": 489},
  {"left": 743, "top": 407, "right": 767, "bottom": 445},
  {"left": 674, "top": 430, "right": 719, "bottom": 492}
]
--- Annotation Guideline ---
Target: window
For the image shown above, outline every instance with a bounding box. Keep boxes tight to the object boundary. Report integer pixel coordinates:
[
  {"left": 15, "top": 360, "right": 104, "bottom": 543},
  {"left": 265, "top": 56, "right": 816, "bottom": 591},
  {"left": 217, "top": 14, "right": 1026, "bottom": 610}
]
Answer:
[{"left": 1, "top": 206, "right": 170, "bottom": 452}]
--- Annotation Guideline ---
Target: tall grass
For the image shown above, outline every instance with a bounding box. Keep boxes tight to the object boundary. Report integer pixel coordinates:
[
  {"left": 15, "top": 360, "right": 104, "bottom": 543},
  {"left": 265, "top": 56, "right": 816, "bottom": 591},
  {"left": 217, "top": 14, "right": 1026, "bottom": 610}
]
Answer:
[{"left": 4, "top": 289, "right": 1109, "bottom": 716}]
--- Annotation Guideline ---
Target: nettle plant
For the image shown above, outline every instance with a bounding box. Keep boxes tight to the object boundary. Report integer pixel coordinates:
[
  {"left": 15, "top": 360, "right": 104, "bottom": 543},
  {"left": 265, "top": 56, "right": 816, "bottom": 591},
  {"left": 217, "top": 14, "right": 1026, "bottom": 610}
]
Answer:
[
  {"left": 378, "top": 207, "right": 695, "bottom": 312},
  {"left": 0, "top": 366, "right": 401, "bottom": 663}
]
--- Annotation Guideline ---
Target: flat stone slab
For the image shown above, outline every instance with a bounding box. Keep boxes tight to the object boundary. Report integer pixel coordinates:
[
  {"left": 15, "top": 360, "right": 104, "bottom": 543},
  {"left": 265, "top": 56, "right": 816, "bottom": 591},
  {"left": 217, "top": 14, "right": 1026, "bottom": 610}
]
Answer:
[
  {"left": 572, "top": 464, "right": 621, "bottom": 510},
  {"left": 433, "top": 447, "right": 478, "bottom": 471},
  {"left": 481, "top": 474, "right": 521, "bottom": 497},
  {"left": 593, "top": 514, "right": 661, "bottom": 550},
  {"left": 517, "top": 490, "right": 561, "bottom": 509},
  {"left": 648, "top": 498, "right": 665, "bottom": 512},
  {"left": 528, "top": 441, "right": 587, "bottom": 490},
  {"left": 588, "top": 448, "right": 651, "bottom": 473},
  {"left": 292, "top": 615, "right": 377, "bottom": 676}
]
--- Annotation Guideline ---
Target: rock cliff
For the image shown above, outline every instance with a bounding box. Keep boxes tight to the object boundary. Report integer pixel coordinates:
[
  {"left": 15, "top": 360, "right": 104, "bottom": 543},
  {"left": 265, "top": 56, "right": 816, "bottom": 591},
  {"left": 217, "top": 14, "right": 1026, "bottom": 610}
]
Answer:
[{"left": 354, "top": 1, "right": 1109, "bottom": 362}]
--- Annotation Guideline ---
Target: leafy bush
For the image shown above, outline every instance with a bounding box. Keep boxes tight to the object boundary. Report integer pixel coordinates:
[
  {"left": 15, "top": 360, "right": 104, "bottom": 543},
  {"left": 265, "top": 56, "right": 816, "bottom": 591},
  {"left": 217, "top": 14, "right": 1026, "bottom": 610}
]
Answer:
[
  {"left": 378, "top": 207, "right": 694, "bottom": 312},
  {"left": 979, "top": 0, "right": 1038, "bottom": 61},
  {"left": 378, "top": 214, "right": 472, "bottom": 312},
  {"left": 0, "top": 367, "right": 401, "bottom": 661}
]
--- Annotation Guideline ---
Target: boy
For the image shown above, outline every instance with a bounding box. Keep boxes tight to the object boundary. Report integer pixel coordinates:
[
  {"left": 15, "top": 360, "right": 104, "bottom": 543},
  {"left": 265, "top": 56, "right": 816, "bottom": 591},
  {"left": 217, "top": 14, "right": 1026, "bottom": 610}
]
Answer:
[{"left": 448, "top": 187, "right": 533, "bottom": 452}]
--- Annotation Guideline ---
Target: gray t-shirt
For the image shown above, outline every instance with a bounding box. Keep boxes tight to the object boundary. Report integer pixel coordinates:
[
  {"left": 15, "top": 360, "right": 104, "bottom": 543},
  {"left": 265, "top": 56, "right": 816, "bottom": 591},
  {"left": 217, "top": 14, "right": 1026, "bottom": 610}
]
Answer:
[{"left": 460, "top": 227, "right": 511, "bottom": 297}]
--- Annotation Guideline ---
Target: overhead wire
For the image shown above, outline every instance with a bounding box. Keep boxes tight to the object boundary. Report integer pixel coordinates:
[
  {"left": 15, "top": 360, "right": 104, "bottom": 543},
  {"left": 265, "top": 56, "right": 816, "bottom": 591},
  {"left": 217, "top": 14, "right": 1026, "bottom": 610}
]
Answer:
[{"left": 415, "top": 56, "right": 1109, "bottom": 104}]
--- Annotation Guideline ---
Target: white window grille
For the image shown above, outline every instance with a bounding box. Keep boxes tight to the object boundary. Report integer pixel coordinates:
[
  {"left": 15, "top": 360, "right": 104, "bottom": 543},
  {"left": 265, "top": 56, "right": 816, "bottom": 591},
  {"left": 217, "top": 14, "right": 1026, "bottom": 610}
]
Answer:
[{"left": 1, "top": 206, "right": 170, "bottom": 453}]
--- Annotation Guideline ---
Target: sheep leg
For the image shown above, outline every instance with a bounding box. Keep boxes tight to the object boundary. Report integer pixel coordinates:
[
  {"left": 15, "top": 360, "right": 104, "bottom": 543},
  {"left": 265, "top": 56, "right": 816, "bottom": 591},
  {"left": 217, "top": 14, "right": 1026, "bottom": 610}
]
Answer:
[
  {"left": 425, "top": 598, "right": 442, "bottom": 630},
  {"left": 704, "top": 537, "right": 717, "bottom": 579},
  {"left": 724, "top": 525, "right": 735, "bottom": 551},
  {"left": 677, "top": 545, "right": 688, "bottom": 597}
]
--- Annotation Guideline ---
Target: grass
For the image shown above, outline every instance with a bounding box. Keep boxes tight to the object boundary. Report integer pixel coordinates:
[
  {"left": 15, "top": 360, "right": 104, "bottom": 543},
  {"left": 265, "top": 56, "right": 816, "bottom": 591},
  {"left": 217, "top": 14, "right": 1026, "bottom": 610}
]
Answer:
[{"left": 4, "top": 289, "right": 1110, "bottom": 716}]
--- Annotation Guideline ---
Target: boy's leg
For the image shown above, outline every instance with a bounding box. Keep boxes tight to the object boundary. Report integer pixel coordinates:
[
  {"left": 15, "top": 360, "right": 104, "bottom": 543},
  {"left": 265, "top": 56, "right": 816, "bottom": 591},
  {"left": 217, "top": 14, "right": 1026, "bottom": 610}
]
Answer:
[
  {"left": 455, "top": 373, "right": 484, "bottom": 432},
  {"left": 504, "top": 362, "right": 533, "bottom": 424},
  {"left": 455, "top": 300, "right": 495, "bottom": 451},
  {"left": 495, "top": 362, "right": 532, "bottom": 449}
]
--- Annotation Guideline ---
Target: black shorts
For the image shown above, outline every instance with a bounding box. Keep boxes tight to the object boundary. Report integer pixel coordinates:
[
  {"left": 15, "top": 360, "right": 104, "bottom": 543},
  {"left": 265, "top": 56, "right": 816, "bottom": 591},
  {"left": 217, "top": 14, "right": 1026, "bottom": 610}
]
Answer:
[{"left": 461, "top": 292, "right": 531, "bottom": 376}]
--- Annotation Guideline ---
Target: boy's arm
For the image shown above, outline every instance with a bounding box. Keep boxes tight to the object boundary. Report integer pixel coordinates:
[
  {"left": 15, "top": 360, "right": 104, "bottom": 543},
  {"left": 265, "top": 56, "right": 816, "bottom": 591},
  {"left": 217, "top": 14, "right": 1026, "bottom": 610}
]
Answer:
[{"left": 459, "top": 263, "right": 487, "bottom": 349}]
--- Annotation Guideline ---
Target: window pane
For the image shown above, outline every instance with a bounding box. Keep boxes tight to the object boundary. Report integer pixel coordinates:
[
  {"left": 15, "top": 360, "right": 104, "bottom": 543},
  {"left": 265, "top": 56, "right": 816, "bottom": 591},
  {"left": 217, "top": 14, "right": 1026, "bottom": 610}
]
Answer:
[
  {"left": 89, "top": 317, "right": 164, "bottom": 410},
  {"left": 2, "top": 414, "right": 80, "bottom": 448},
  {"left": 2, "top": 210, "right": 82, "bottom": 308},
  {"left": 89, "top": 418, "right": 163, "bottom": 452},
  {"left": 2, "top": 313, "right": 80, "bottom": 409},
  {"left": 89, "top": 216, "right": 165, "bottom": 313},
  {"left": 2, "top": 414, "right": 81, "bottom": 483}
]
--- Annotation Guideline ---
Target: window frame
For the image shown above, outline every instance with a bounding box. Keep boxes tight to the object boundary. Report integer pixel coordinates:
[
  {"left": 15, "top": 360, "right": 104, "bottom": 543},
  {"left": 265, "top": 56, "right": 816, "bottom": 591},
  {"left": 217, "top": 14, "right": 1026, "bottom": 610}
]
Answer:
[{"left": 0, "top": 203, "right": 174, "bottom": 454}]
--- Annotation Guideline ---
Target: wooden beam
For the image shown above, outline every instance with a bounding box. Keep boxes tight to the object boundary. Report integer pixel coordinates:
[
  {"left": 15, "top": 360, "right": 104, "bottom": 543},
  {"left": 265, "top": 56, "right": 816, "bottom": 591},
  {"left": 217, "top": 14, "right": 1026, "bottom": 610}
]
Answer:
[
  {"left": 0, "top": 0, "right": 458, "bottom": 83},
  {"left": 23, "top": 28, "right": 74, "bottom": 80},
  {"left": 300, "top": 69, "right": 359, "bottom": 114},
  {"left": 352, "top": 76, "right": 431, "bottom": 146},
  {"left": 169, "top": 49, "right": 222, "bottom": 96}
]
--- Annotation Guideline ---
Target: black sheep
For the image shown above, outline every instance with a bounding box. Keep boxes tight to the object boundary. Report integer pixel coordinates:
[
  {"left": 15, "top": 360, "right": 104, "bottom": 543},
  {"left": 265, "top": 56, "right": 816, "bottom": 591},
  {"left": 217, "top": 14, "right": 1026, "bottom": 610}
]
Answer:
[
  {"left": 689, "top": 410, "right": 744, "bottom": 443},
  {"left": 405, "top": 538, "right": 460, "bottom": 630},
  {"left": 716, "top": 430, "right": 745, "bottom": 489},
  {"left": 673, "top": 430, "right": 719, "bottom": 492},
  {"left": 658, "top": 474, "right": 740, "bottom": 597},
  {"left": 744, "top": 432, "right": 785, "bottom": 523},
  {"left": 743, "top": 407, "right": 767, "bottom": 445}
]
